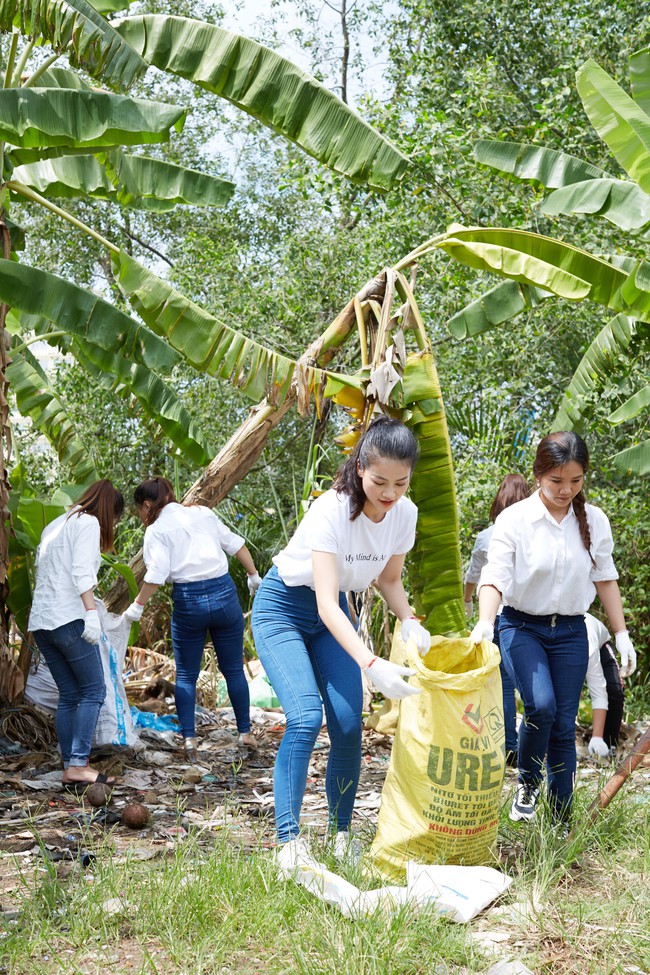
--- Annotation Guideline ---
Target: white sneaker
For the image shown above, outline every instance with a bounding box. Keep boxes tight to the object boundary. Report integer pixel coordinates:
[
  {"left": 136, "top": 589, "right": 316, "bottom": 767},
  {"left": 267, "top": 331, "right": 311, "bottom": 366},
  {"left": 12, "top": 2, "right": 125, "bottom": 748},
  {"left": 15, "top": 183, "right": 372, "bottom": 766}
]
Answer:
[
  {"left": 509, "top": 783, "right": 540, "bottom": 822},
  {"left": 276, "top": 837, "right": 321, "bottom": 878},
  {"left": 332, "top": 831, "right": 362, "bottom": 864}
]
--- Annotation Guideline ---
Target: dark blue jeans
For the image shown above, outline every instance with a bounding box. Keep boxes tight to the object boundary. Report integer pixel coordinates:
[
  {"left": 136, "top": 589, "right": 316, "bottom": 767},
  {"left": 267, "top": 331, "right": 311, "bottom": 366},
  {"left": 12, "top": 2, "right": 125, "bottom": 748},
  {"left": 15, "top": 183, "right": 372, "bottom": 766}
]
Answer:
[
  {"left": 495, "top": 615, "right": 519, "bottom": 755},
  {"left": 171, "top": 574, "right": 249, "bottom": 738},
  {"left": 251, "top": 566, "right": 363, "bottom": 842},
  {"left": 499, "top": 607, "right": 588, "bottom": 818},
  {"left": 33, "top": 619, "right": 105, "bottom": 767}
]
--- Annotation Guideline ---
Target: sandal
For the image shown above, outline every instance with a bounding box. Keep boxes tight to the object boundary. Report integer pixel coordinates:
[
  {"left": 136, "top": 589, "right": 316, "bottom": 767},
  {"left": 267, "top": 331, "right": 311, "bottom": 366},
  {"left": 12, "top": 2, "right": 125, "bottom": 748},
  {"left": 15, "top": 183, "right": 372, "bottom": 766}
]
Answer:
[{"left": 62, "top": 772, "right": 117, "bottom": 796}]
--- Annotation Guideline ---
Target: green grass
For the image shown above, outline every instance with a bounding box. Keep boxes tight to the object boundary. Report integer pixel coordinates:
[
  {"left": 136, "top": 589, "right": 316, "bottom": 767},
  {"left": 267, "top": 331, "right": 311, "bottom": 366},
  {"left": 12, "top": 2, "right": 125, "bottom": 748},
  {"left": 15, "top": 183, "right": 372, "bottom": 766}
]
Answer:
[{"left": 1, "top": 786, "right": 649, "bottom": 975}]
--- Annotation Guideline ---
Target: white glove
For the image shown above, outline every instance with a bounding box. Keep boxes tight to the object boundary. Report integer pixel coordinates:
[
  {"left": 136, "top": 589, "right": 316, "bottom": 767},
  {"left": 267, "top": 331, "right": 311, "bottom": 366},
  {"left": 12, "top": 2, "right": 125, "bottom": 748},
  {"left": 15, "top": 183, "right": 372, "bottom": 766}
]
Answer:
[
  {"left": 464, "top": 600, "right": 473, "bottom": 618},
  {"left": 363, "top": 657, "right": 421, "bottom": 700},
  {"left": 615, "top": 630, "right": 636, "bottom": 678},
  {"left": 469, "top": 620, "right": 494, "bottom": 645},
  {"left": 588, "top": 736, "right": 610, "bottom": 758},
  {"left": 82, "top": 609, "right": 102, "bottom": 644},
  {"left": 401, "top": 616, "right": 431, "bottom": 656},
  {"left": 123, "top": 600, "right": 145, "bottom": 623},
  {"left": 247, "top": 572, "right": 263, "bottom": 595}
]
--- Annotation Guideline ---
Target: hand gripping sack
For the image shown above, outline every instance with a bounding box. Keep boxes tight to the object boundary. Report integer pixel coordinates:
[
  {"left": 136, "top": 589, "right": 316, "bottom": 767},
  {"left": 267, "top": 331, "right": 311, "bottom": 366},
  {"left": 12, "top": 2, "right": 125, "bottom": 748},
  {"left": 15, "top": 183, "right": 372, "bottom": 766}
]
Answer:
[{"left": 371, "top": 632, "right": 505, "bottom": 879}]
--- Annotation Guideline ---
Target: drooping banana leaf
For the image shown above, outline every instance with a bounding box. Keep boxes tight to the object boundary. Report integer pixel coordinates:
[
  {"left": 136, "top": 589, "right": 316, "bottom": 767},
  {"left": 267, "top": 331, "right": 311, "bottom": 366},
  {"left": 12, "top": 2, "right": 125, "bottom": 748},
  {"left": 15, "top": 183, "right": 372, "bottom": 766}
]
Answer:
[
  {"left": 88, "top": 0, "right": 132, "bottom": 13},
  {"left": 13, "top": 151, "right": 235, "bottom": 210},
  {"left": 0, "top": 0, "right": 147, "bottom": 90},
  {"left": 0, "top": 88, "right": 185, "bottom": 150},
  {"left": 25, "top": 66, "right": 90, "bottom": 90},
  {"left": 608, "top": 384, "right": 650, "bottom": 424},
  {"left": 610, "top": 440, "right": 650, "bottom": 475},
  {"left": 541, "top": 178, "right": 650, "bottom": 234},
  {"left": 112, "top": 251, "right": 317, "bottom": 402},
  {"left": 576, "top": 58, "right": 650, "bottom": 195},
  {"left": 552, "top": 314, "right": 640, "bottom": 431},
  {"left": 7, "top": 346, "right": 99, "bottom": 482},
  {"left": 72, "top": 343, "right": 214, "bottom": 467},
  {"left": 114, "top": 14, "right": 410, "bottom": 191},
  {"left": 0, "top": 260, "right": 180, "bottom": 375},
  {"left": 447, "top": 279, "right": 552, "bottom": 339},
  {"left": 629, "top": 47, "right": 650, "bottom": 117},
  {"left": 403, "top": 352, "right": 465, "bottom": 636},
  {"left": 474, "top": 139, "right": 606, "bottom": 187}
]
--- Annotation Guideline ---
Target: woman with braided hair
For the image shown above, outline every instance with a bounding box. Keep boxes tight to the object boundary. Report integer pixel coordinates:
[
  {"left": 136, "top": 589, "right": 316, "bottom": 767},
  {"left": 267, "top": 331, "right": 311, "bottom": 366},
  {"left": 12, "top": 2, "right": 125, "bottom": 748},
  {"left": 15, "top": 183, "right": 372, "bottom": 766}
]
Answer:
[{"left": 470, "top": 432, "right": 636, "bottom": 826}]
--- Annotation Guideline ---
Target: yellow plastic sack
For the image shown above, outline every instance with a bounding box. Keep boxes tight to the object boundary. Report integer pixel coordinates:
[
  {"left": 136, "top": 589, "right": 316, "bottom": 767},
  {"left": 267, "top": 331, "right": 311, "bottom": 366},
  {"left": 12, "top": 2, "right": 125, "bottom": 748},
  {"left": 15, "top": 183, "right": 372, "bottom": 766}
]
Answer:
[{"left": 370, "top": 631, "right": 505, "bottom": 879}]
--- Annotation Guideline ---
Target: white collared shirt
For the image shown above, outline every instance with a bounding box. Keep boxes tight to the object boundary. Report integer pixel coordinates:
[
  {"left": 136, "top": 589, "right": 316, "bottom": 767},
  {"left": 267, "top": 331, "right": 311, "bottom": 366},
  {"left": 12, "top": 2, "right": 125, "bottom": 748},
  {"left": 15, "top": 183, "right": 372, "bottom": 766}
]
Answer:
[
  {"left": 142, "top": 503, "right": 244, "bottom": 585},
  {"left": 465, "top": 525, "right": 493, "bottom": 584},
  {"left": 585, "top": 612, "right": 611, "bottom": 710},
  {"left": 478, "top": 491, "right": 618, "bottom": 616},
  {"left": 29, "top": 509, "right": 101, "bottom": 631}
]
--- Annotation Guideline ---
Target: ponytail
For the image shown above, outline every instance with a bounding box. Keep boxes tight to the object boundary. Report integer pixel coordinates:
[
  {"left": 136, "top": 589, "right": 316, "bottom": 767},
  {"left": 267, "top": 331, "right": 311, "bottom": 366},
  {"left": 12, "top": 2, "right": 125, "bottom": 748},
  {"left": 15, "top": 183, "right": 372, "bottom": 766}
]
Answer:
[
  {"left": 571, "top": 490, "right": 596, "bottom": 567},
  {"left": 133, "top": 477, "right": 176, "bottom": 527}
]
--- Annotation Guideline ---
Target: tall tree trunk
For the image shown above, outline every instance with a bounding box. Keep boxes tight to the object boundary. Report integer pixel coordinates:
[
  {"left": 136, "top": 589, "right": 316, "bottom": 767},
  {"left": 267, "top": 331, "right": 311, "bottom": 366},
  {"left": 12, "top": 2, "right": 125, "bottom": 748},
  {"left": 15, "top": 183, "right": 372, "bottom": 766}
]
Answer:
[
  {"left": 104, "top": 272, "right": 387, "bottom": 612},
  {"left": 0, "top": 210, "right": 13, "bottom": 648}
]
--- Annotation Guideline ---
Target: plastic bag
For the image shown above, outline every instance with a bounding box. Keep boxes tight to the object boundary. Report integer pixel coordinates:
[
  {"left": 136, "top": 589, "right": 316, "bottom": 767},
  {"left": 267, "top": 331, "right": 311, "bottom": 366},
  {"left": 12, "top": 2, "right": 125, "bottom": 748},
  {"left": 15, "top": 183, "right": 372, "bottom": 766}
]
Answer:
[
  {"left": 371, "top": 629, "right": 505, "bottom": 878},
  {"left": 249, "top": 671, "right": 280, "bottom": 708}
]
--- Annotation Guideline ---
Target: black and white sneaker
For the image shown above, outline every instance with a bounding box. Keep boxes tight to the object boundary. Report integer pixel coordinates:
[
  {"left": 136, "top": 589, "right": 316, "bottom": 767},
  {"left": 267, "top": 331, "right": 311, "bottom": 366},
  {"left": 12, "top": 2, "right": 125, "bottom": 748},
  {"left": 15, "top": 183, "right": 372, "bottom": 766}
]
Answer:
[{"left": 510, "top": 783, "right": 540, "bottom": 822}]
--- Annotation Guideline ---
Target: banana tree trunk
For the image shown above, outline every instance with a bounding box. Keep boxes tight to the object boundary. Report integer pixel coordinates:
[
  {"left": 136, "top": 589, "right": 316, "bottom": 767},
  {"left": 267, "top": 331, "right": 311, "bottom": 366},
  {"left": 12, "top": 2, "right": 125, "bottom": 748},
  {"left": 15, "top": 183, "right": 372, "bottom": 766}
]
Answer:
[
  {"left": 0, "top": 210, "right": 15, "bottom": 692},
  {"left": 104, "top": 273, "right": 387, "bottom": 612}
]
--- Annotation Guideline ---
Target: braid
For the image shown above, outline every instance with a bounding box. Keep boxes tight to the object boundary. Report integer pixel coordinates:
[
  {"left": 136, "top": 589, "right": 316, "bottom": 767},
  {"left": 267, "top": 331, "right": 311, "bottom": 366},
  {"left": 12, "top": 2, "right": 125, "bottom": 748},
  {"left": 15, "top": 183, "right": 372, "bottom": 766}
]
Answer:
[{"left": 572, "top": 490, "right": 596, "bottom": 566}]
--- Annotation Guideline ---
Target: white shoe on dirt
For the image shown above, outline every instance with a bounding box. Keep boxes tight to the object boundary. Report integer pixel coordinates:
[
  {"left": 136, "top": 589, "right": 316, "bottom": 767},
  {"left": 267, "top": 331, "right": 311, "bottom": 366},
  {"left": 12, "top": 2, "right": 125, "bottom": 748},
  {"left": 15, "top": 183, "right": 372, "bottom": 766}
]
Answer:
[
  {"left": 276, "top": 837, "right": 321, "bottom": 878},
  {"left": 510, "top": 783, "right": 540, "bottom": 822},
  {"left": 332, "top": 831, "right": 362, "bottom": 864}
]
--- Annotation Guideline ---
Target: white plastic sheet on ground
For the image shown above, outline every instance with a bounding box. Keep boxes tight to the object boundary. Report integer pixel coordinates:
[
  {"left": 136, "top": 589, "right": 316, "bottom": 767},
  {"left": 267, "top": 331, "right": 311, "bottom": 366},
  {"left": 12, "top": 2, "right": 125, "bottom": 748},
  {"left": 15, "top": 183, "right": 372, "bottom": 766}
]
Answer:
[{"left": 280, "top": 859, "right": 512, "bottom": 922}]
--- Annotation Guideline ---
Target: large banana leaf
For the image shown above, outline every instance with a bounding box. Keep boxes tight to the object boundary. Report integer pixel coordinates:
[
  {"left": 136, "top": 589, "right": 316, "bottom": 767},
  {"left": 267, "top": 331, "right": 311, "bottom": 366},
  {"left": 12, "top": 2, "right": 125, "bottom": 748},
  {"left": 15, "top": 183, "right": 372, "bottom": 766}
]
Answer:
[
  {"left": 474, "top": 139, "right": 605, "bottom": 187},
  {"left": 72, "top": 343, "right": 214, "bottom": 467},
  {"left": 13, "top": 152, "right": 235, "bottom": 210},
  {"left": 403, "top": 352, "right": 465, "bottom": 636},
  {"left": 0, "top": 88, "right": 185, "bottom": 150},
  {"left": 88, "top": 0, "right": 132, "bottom": 12},
  {"left": 629, "top": 47, "right": 650, "bottom": 117},
  {"left": 541, "top": 178, "right": 650, "bottom": 234},
  {"left": 0, "top": 260, "right": 180, "bottom": 375},
  {"left": 114, "top": 14, "right": 410, "bottom": 191},
  {"left": 7, "top": 346, "right": 99, "bottom": 483},
  {"left": 0, "top": 0, "right": 147, "bottom": 90},
  {"left": 447, "top": 279, "right": 552, "bottom": 339},
  {"left": 576, "top": 59, "right": 650, "bottom": 195},
  {"left": 610, "top": 440, "right": 650, "bottom": 475},
  {"left": 552, "top": 314, "right": 640, "bottom": 431},
  {"left": 608, "top": 384, "right": 650, "bottom": 424},
  {"left": 112, "top": 251, "right": 319, "bottom": 402}
]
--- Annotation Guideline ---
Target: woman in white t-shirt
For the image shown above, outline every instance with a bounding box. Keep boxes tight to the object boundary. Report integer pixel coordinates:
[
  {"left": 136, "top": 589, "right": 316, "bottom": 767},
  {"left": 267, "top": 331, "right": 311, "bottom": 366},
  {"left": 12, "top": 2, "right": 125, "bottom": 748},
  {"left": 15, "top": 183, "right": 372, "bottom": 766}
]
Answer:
[
  {"left": 29, "top": 479, "right": 124, "bottom": 789},
  {"left": 471, "top": 432, "right": 636, "bottom": 826},
  {"left": 123, "top": 478, "right": 262, "bottom": 762},
  {"left": 251, "top": 418, "right": 429, "bottom": 869}
]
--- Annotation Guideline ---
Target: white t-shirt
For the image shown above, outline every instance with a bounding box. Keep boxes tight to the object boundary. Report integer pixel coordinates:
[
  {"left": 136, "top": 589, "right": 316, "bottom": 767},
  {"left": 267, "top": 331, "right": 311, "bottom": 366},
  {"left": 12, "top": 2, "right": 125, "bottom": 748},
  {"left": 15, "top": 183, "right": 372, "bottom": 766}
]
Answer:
[
  {"left": 273, "top": 489, "right": 417, "bottom": 591},
  {"left": 478, "top": 490, "right": 618, "bottom": 616},
  {"left": 29, "top": 509, "right": 101, "bottom": 631},
  {"left": 143, "top": 503, "right": 244, "bottom": 585}
]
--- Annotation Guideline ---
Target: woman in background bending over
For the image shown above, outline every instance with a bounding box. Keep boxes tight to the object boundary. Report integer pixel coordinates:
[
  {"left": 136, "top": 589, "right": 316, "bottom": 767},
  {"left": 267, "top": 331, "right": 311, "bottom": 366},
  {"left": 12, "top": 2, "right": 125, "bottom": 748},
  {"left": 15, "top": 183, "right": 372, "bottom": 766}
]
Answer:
[
  {"left": 471, "top": 433, "right": 635, "bottom": 825},
  {"left": 124, "top": 478, "right": 262, "bottom": 762},
  {"left": 29, "top": 480, "right": 124, "bottom": 787},
  {"left": 464, "top": 473, "right": 530, "bottom": 766}
]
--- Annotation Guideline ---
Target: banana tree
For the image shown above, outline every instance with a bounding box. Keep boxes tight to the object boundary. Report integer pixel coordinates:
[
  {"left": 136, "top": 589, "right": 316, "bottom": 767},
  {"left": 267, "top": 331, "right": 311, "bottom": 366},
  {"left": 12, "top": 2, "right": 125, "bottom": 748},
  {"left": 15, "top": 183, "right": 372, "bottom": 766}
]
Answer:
[{"left": 464, "top": 51, "right": 650, "bottom": 473}]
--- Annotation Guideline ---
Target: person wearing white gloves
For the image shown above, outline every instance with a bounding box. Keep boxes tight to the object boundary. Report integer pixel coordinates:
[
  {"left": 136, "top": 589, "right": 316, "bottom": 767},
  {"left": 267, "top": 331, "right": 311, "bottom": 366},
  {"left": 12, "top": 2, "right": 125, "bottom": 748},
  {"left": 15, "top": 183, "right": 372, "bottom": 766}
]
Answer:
[
  {"left": 584, "top": 613, "right": 628, "bottom": 758},
  {"left": 470, "top": 432, "right": 635, "bottom": 826},
  {"left": 251, "top": 418, "right": 425, "bottom": 868},
  {"left": 29, "top": 480, "right": 124, "bottom": 788},
  {"left": 124, "top": 478, "right": 261, "bottom": 760},
  {"left": 464, "top": 473, "right": 530, "bottom": 764}
]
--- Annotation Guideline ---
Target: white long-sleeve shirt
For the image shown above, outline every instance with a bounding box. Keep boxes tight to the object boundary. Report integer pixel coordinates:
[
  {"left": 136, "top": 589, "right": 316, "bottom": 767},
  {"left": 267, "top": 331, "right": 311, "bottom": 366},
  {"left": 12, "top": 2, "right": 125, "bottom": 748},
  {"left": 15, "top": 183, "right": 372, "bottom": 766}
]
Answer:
[
  {"left": 585, "top": 612, "right": 611, "bottom": 710},
  {"left": 465, "top": 525, "right": 493, "bottom": 585},
  {"left": 478, "top": 490, "right": 618, "bottom": 616},
  {"left": 29, "top": 509, "right": 101, "bottom": 631},
  {"left": 142, "top": 503, "right": 244, "bottom": 585}
]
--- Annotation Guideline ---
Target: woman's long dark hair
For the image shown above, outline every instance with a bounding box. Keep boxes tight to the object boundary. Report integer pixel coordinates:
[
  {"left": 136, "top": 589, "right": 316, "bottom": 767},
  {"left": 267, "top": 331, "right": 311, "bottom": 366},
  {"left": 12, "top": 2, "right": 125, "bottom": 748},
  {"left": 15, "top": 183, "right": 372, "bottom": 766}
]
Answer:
[
  {"left": 69, "top": 479, "right": 124, "bottom": 552},
  {"left": 490, "top": 473, "right": 530, "bottom": 522},
  {"left": 134, "top": 477, "right": 177, "bottom": 527},
  {"left": 331, "top": 416, "right": 419, "bottom": 520},
  {"left": 533, "top": 431, "right": 594, "bottom": 561}
]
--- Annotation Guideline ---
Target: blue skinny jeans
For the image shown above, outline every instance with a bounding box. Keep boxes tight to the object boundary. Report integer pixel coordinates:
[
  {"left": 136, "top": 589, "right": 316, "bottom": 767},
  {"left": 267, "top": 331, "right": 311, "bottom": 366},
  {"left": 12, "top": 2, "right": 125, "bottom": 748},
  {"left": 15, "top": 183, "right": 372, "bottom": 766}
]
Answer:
[
  {"left": 33, "top": 619, "right": 105, "bottom": 768},
  {"left": 495, "top": 615, "right": 519, "bottom": 755},
  {"left": 171, "top": 574, "right": 250, "bottom": 738},
  {"left": 498, "top": 607, "right": 588, "bottom": 818},
  {"left": 251, "top": 566, "right": 363, "bottom": 842}
]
